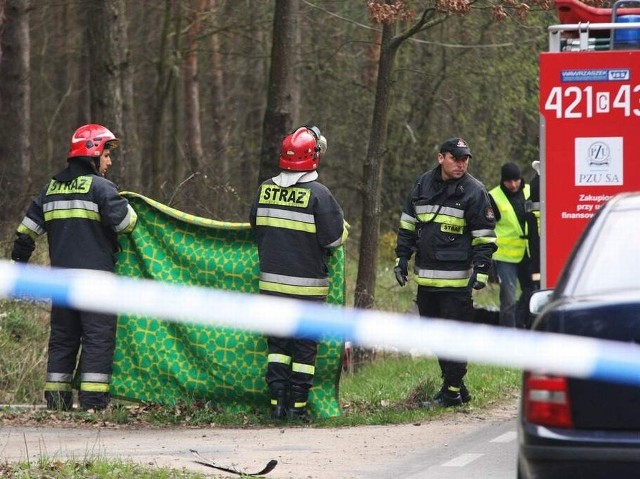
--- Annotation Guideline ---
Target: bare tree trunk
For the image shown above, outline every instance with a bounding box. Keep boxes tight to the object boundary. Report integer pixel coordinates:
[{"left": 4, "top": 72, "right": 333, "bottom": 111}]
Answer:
[
  {"left": 119, "top": 0, "right": 141, "bottom": 193},
  {"left": 183, "top": 0, "right": 205, "bottom": 174},
  {"left": 236, "top": 1, "right": 264, "bottom": 202},
  {"left": 257, "top": 0, "right": 300, "bottom": 185},
  {"left": 150, "top": 0, "right": 178, "bottom": 200},
  {"left": 169, "top": 2, "right": 183, "bottom": 195},
  {"left": 34, "top": 3, "right": 82, "bottom": 175},
  {"left": 363, "top": 30, "right": 381, "bottom": 90},
  {"left": 354, "top": 3, "right": 435, "bottom": 312},
  {"left": 208, "top": 0, "right": 227, "bottom": 175},
  {"left": 354, "top": 21, "right": 399, "bottom": 310},
  {"left": 87, "top": 0, "right": 125, "bottom": 185},
  {"left": 76, "top": 28, "right": 91, "bottom": 128},
  {"left": 0, "top": 0, "right": 2, "bottom": 67},
  {"left": 0, "top": 0, "right": 31, "bottom": 235}
]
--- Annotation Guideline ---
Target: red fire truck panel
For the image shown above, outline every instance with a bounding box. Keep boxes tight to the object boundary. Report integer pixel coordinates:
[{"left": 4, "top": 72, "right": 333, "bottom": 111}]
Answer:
[{"left": 540, "top": 50, "right": 640, "bottom": 287}]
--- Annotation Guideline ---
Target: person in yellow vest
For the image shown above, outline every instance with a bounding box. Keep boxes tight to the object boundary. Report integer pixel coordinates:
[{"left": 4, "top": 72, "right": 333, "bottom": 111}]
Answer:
[{"left": 489, "top": 162, "right": 535, "bottom": 328}]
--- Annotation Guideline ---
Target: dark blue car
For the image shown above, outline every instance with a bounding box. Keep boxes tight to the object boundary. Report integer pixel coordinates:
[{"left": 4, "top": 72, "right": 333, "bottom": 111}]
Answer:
[{"left": 518, "top": 192, "right": 640, "bottom": 479}]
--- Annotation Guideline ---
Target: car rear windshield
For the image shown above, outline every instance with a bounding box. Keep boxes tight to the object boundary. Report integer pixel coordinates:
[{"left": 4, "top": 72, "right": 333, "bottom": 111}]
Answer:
[{"left": 575, "top": 209, "right": 640, "bottom": 295}]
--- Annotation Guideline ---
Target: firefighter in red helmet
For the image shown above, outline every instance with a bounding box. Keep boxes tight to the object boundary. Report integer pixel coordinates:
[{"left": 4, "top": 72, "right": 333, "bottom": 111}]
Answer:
[
  {"left": 250, "top": 125, "right": 347, "bottom": 421},
  {"left": 11, "top": 123, "right": 137, "bottom": 411}
]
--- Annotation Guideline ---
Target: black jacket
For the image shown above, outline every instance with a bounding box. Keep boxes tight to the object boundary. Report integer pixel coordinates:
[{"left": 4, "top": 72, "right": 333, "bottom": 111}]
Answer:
[
  {"left": 249, "top": 177, "right": 346, "bottom": 300},
  {"left": 395, "top": 166, "right": 497, "bottom": 291},
  {"left": 12, "top": 159, "right": 137, "bottom": 272}
]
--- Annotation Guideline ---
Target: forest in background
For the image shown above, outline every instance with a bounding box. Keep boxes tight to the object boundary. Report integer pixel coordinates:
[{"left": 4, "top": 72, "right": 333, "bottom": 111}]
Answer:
[{"left": 0, "top": 0, "right": 582, "bottom": 308}]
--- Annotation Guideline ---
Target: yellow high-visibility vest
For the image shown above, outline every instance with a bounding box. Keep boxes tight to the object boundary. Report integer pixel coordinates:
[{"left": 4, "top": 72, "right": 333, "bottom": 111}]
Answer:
[{"left": 490, "top": 184, "right": 530, "bottom": 263}]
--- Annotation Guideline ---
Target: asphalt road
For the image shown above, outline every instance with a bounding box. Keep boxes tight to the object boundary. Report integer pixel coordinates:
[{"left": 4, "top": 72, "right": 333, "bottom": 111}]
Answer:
[
  {"left": 368, "top": 418, "right": 518, "bottom": 479},
  {"left": 0, "top": 400, "right": 519, "bottom": 479}
]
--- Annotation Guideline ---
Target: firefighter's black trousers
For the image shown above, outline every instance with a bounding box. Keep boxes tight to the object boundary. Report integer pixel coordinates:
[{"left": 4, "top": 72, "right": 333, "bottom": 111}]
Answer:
[
  {"left": 416, "top": 287, "right": 474, "bottom": 387},
  {"left": 266, "top": 336, "right": 317, "bottom": 405},
  {"left": 45, "top": 306, "right": 117, "bottom": 410}
]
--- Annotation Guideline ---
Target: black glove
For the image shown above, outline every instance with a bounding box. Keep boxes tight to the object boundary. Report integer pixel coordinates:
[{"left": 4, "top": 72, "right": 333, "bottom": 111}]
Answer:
[
  {"left": 394, "top": 257, "right": 409, "bottom": 287},
  {"left": 469, "top": 264, "right": 489, "bottom": 290}
]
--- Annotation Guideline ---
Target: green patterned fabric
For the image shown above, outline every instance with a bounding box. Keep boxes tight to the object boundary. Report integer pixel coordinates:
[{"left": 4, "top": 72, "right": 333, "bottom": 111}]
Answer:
[{"left": 111, "top": 192, "right": 345, "bottom": 418}]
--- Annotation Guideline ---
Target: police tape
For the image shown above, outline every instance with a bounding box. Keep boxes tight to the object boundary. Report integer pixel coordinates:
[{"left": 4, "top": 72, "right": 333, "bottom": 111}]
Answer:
[{"left": 1, "top": 259, "right": 639, "bottom": 386}]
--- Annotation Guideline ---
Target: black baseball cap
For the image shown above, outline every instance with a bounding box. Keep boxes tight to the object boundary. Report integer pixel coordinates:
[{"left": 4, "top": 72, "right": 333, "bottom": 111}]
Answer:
[{"left": 440, "top": 137, "right": 472, "bottom": 160}]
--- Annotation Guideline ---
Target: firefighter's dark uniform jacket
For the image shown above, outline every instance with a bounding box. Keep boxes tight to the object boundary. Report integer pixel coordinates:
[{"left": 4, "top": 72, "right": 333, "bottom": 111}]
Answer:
[
  {"left": 249, "top": 176, "right": 346, "bottom": 299},
  {"left": 249, "top": 173, "right": 346, "bottom": 412},
  {"left": 11, "top": 158, "right": 137, "bottom": 410},
  {"left": 12, "top": 159, "right": 137, "bottom": 269},
  {"left": 395, "top": 166, "right": 497, "bottom": 290}
]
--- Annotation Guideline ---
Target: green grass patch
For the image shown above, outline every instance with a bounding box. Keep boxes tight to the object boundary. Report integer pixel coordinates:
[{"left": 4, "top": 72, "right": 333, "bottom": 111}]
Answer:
[
  {"left": 0, "top": 459, "right": 213, "bottom": 479},
  {"left": 321, "top": 353, "right": 520, "bottom": 426},
  {"left": 0, "top": 299, "right": 49, "bottom": 404},
  {"left": 0, "top": 353, "right": 520, "bottom": 429}
]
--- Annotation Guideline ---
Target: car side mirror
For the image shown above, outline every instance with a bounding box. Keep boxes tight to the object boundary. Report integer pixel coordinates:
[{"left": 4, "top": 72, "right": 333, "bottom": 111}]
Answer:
[{"left": 529, "top": 289, "right": 554, "bottom": 315}]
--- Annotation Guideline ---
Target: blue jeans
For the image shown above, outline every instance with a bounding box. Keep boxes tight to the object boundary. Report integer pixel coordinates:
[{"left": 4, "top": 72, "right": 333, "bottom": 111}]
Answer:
[{"left": 495, "top": 259, "right": 534, "bottom": 328}]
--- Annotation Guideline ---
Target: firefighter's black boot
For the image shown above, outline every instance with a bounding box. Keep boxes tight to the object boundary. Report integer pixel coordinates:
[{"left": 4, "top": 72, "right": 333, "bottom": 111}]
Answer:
[
  {"left": 269, "top": 389, "right": 288, "bottom": 421},
  {"left": 45, "top": 391, "right": 73, "bottom": 411},
  {"left": 422, "top": 384, "right": 463, "bottom": 408},
  {"left": 287, "top": 405, "right": 310, "bottom": 422},
  {"left": 460, "top": 381, "right": 472, "bottom": 404},
  {"left": 79, "top": 392, "right": 110, "bottom": 411},
  {"left": 287, "top": 385, "right": 311, "bottom": 422}
]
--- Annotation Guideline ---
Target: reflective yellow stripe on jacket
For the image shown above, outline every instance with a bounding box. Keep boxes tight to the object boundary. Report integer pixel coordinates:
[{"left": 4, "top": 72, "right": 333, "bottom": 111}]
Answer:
[
  {"left": 414, "top": 267, "right": 473, "bottom": 288},
  {"left": 43, "top": 199, "right": 101, "bottom": 222},
  {"left": 259, "top": 272, "right": 329, "bottom": 297},
  {"left": 414, "top": 205, "right": 465, "bottom": 229},
  {"left": 255, "top": 207, "right": 316, "bottom": 233},
  {"left": 17, "top": 216, "right": 46, "bottom": 240}
]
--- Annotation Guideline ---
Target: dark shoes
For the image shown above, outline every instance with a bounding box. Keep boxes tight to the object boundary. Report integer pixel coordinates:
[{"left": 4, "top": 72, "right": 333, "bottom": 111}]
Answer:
[
  {"left": 422, "top": 382, "right": 472, "bottom": 409},
  {"left": 269, "top": 389, "right": 311, "bottom": 423},
  {"left": 287, "top": 406, "right": 311, "bottom": 423},
  {"left": 460, "top": 382, "right": 472, "bottom": 403},
  {"left": 270, "top": 405, "right": 311, "bottom": 423},
  {"left": 430, "top": 386, "right": 463, "bottom": 407},
  {"left": 45, "top": 391, "right": 73, "bottom": 411},
  {"left": 270, "top": 404, "right": 287, "bottom": 420},
  {"left": 270, "top": 390, "right": 288, "bottom": 421},
  {"left": 45, "top": 391, "right": 111, "bottom": 412},
  {"left": 79, "top": 391, "right": 110, "bottom": 411}
]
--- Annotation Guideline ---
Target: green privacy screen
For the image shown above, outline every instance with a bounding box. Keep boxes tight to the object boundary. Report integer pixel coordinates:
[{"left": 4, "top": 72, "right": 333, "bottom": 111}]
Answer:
[{"left": 111, "top": 192, "right": 345, "bottom": 418}]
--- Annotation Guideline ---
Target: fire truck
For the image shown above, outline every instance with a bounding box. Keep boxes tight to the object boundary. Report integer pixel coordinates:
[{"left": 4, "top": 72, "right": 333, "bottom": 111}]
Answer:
[{"left": 539, "top": 0, "right": 640, "bottom": 287}]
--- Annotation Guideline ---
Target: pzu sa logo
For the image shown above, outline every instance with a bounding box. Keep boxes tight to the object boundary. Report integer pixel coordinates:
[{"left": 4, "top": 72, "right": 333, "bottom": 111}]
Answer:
[{"left": 608, "top": 69, "right": 630, "bottom": 81}]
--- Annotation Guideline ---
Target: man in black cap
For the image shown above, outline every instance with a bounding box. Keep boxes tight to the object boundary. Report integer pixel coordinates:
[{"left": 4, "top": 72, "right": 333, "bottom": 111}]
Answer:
[
  {"left": 393, "top": 137, "right": 497, "bottom": 407},
  {"left": 488, "top": 162, "right": 535, "bottom": 328}
]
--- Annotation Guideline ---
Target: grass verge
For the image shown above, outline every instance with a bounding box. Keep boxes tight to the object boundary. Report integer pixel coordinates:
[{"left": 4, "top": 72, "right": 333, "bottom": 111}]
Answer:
[{"left": 0, "top": 459, "right": 212, "bottom": 479}]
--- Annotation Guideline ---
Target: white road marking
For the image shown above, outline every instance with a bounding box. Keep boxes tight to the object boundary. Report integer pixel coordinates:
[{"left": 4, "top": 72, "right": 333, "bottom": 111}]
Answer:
[
  {"left": 490, "top": 431, "right": 517, "bottom": 443},
  {"left": 441, "top": 453, "right": 484, "bottom": 467}
]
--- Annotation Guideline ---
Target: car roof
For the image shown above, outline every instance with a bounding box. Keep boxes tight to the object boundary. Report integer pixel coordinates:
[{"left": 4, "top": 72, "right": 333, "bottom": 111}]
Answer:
[{"left": 608, "top": 191, "right": 640, "bottom": 210}]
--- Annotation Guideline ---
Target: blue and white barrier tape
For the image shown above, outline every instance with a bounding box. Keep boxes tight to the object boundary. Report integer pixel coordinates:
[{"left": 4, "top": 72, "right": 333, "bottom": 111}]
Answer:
[{"left": 1, "top": 260, "right": 639, "bottom": 386}]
